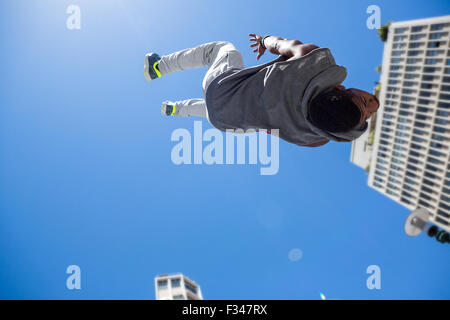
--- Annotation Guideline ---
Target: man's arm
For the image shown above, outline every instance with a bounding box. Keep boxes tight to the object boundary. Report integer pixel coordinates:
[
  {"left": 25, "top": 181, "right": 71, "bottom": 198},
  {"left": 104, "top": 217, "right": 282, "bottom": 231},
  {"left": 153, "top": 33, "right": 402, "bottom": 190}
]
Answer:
[
  {"left": 262, "top": 36, "right": 301, "bottom": 58},
  {"left": 263, "top": 36, "right": 319, "bottom": 59}
]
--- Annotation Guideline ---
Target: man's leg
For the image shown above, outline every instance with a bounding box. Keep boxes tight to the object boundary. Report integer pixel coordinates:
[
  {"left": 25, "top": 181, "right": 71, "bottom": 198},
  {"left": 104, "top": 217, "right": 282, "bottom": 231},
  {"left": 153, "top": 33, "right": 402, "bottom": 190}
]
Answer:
[
  {"left": 201, "top": 42, "right": 244, "bottom": 95},
  {"left": 158, "top": 41, "right": 243, "bottom": 119},
  {"left": 158, "top": 41, "right": 232, "bottom": 76}
]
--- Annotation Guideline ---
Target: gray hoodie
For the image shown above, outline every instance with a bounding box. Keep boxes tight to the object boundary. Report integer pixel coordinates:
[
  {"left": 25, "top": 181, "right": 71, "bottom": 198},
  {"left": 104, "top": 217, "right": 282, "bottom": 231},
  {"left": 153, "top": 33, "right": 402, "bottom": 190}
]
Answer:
[{"left": 204, "top": 48, "right": 368, "bottom": 146}]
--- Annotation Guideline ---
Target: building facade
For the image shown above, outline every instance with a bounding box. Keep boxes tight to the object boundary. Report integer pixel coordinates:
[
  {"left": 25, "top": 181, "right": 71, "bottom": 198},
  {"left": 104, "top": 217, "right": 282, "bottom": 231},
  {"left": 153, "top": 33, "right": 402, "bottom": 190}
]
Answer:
[
  {"left": 355, "top": 15, "right": 450, "bottom": 232},
  {"left": 154, "top": 273, "right": 203, "bottom": 300}
]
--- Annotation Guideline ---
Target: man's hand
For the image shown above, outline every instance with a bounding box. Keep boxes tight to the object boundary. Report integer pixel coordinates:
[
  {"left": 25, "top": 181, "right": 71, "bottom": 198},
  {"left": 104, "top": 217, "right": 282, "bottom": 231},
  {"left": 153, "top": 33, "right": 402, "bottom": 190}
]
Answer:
[{"left": 249, "top": 33, "right": 266, "bottom": 60}]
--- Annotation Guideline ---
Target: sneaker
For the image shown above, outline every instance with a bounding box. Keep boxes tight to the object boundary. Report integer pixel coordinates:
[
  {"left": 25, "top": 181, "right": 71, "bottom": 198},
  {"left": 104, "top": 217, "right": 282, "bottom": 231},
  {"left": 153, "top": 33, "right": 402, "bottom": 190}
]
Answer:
[
  {"left": 144, "top": 53, "right": 162, "bottom": 81},
  {"left": 161, "top": 101, "right": 177, "bottom": 116}
]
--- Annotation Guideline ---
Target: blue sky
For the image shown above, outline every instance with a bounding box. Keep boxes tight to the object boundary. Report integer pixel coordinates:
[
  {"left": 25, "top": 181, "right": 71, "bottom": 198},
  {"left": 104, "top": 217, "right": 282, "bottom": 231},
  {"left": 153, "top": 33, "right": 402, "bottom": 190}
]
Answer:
[{"left": 1, "top": 0, "right": 449, "bottom": 300}]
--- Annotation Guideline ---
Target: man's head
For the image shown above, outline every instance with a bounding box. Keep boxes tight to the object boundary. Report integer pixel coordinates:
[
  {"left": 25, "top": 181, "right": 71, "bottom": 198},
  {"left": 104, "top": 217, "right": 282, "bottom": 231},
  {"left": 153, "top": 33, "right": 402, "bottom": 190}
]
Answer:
[{"left": 308, "top": 85, "right": 380, "bottom": 133}]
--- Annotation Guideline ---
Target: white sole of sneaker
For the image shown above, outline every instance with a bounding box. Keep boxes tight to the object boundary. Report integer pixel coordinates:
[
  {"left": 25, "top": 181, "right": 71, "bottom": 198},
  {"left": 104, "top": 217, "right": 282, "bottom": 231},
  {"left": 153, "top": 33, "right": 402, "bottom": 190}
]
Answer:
[{"left": 144, "top": 54, "right": 151, "bottom": 82}]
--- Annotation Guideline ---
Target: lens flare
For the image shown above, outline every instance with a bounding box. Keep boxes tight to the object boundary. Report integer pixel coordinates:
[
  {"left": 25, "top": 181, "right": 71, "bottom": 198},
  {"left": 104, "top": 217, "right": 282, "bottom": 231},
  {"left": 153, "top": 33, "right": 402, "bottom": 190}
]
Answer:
[{"left": 320, "top": 292, "right": 326, "bottom": 300}]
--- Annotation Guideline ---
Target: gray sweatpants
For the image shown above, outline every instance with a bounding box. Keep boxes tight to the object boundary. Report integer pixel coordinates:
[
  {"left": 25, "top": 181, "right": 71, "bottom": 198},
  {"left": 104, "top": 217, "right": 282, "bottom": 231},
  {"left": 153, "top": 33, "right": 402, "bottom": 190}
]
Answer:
[{"left": 157, "top": 41, "right": 245, "bottom": 118}]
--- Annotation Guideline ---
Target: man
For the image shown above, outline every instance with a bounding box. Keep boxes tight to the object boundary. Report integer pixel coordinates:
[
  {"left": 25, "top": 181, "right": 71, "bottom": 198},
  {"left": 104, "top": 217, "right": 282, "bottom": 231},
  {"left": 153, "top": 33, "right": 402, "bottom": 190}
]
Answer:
[{"left": 144, "top": 34, "right": 379, "bottom": 147}]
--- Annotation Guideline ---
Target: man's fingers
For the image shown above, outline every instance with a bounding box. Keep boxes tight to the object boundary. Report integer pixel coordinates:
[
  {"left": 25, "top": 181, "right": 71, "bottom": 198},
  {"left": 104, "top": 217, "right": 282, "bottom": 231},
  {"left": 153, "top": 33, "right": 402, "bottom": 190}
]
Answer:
[
  {"left": 253, "top": 48, "right": 258, "bottom": 53},
  {"left": 250, "top": 43, "right": 258, "bottom": 47}
]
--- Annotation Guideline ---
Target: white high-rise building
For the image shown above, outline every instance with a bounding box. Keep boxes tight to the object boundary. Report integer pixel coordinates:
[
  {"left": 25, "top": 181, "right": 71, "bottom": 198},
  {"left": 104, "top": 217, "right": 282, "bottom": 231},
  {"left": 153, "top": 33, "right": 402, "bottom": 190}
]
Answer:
[
  {"left": 352, "top": 15, "right": 450, "bottom": 232},
  {"left": 154, "top": 273, "right": 203, "bottom": 300}
]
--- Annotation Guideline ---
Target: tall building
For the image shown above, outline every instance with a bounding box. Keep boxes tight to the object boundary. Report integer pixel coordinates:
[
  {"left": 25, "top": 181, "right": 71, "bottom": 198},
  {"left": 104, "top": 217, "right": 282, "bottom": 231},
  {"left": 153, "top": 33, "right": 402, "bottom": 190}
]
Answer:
[
  {"left": 352, "top": 15, "right": 450, "bottom": 232},
  {"left": 154, "top": 273, "right": 203, "bottom": 300}
]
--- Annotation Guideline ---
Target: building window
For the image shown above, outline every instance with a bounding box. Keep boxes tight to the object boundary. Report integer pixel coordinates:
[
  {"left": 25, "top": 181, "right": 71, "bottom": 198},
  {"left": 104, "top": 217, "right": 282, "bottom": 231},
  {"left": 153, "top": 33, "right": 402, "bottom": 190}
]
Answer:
[
  {"left": 429, "top": 32, "right": 446, "bottom": 40},
  {"left": 418, "top": 99, "right": 431, "bottom": 105},
  {"left": 394, "top": 145, "right": 406, "bottom": 151},
  {"left": 184, "top": 282, "right": 198, "bottom": 295},
  {"left": 433, "top": 126, "right": 447, "bottom": 134},
  {"left": 426, "top": 164, "right": 439, "bottom": 172},
  {"left": 171, "top": 278, "right": 181, "bottom": 288},
  {"left": 425, "top": 171, "right": 437, "bottom": 180},
  {"left": 408, "top": 157, "right": 421, "bottom": 165},
  {"left": 411, "top": 26, "right": 424, "bottom": 32},
  {"left": 393, "top": 151, "right": 406, "bottom": 159},
  {"left": 423, "top": 67, "right": 438, "bottom": 73},
  {"left": 405, "top": 66, "right": 420, "bottom": 72},
  {"left": 432, "top": 133, "right": 445, "bottom": 141},
  {"left": 436, "top": 110, "right": 449, "bottom": 117},
  {"left": 158, "top": 280, "right": 168, "bottom": 289},
  {"left": 409, "top": 43, "right": 423, "bottom": 50},
  {"left": 430, "top": 24, "right": 444, "bottom": 31},
  {"left": 395, "top": 27, "right": 408, "bottom": 34},
  {"left": 437, "top": 206, "right": 450, "bottom": 217},
  {"left": 393, "top": 43, "right": 406, "bottom": 49},
  {"left": 373, "top": 182, "right": 383, "bottom": 189},
  {"left": 394, "top": 35, "right": 407, "bottom": 41},
  {"left": 410, "top": 151, "right": 422, "bottom": 158},
  {"left": 438, "top": 102, "right": 450, "bottom": 109},
  {"left": 421, "top": 83, "right": 434, "bottom": 89},
  {"left": 406, "top": 58, "right": 421, "bottom": 64},
  {"left": 412, "top": 136, "right": 426, "bottom": 143},
  {"left": 429, "top": 149, "right": 442, "bottom": 157},
  {"left": 413, "top": 128, "right": 427, "bottom": 136},
  {"left": 425, "top": 58, "right": 439, "bottom": 65},
  {"left": 430, "top": 141, "right": 444, "bottom": 149},
  {"left": 173, "top": 295, "right": 185, "bottom": 300},
  {"left": 441, "top": 194, "right": 450, "bottom": 204},
  {"left": 435, "top": 118, "right": 448, "bottom": 126},
  {"left": 407, "top": 50, "right": 421, "bottom": 56},
  {"left": 422, "top": 75, "right": 436, "bottom": 81},
  {"left": 414, "top": 121, "right": 427, "bottom": 128},
  {"left": 418, "top": 199, "right": 430, "bottom": 207},
  {"left": 387, "top": 189, "right": 399, "bottom": 197},
  {"left": 439, "top": 93, "right": 450, "bottom": 100},
  {"left": 417, "top": 107, "right": 430, "bottom": 114},
  {"left": 427, "top": 157, "right": 443, "bottom": 165},
  {"left": 416, "top": 114, "right": 429, "bottom": 121},
  {"left": 404, "top": 74, "right": 418, "bottom": 80},
  {"left": 374, "top": 176, "right": 384, "bottom": 183},
  {"left": 410, "top": 34, "right": 424, "bottom": 41},
  {"left": 426, "top": 50, "right": 441, "bottom": 56},
  {"left": 428, "top": 41, "right": 441, "bottom": 48}
]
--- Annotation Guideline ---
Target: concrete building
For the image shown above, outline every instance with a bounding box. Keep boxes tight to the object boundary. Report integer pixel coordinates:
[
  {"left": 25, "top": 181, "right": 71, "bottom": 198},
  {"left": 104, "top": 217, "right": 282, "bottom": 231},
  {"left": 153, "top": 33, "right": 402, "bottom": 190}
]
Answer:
[
  {"left": 154, "top": 273, "right": 203, "bottom": 300},
  {"left": 352, "top": 15, "right": 450, "bottom": 232}
]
